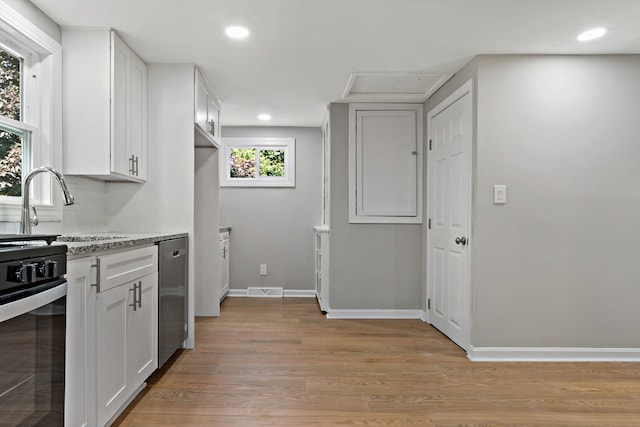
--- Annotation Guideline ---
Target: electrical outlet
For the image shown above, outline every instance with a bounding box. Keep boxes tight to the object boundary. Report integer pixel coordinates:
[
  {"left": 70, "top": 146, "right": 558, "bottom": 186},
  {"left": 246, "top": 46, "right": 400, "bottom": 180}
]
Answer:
[{"left": 260, "top": 264, "right": 267, "bottom": 276}]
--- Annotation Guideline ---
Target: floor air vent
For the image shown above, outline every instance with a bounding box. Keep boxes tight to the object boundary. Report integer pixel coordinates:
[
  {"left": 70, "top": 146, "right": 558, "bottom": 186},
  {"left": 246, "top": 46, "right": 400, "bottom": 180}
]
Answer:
[{"left": 247, "top": 287, "right": 283, "bottom": 298}]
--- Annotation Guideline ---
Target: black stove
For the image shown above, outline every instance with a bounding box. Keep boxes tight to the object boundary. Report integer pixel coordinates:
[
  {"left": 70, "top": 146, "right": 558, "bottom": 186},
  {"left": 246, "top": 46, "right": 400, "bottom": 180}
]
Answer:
[
  {"left": 0, "top": 233, "right": 60, "bottom": 246},
  {"left": 0, "top": 234, "right": 67, "bottom": 297},
  {"left": 0, "top": 233, "right": 67, "bottom": 426}
]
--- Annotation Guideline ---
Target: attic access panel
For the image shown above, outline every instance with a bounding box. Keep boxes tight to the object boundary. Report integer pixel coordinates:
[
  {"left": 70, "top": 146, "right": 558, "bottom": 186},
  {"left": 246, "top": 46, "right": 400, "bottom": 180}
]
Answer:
[{"left": 343, "top": 72, "right": 452, "bottom": 102}]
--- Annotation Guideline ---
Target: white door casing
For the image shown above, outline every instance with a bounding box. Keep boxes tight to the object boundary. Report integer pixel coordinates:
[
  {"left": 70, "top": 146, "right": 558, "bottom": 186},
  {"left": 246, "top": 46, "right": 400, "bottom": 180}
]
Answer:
[{"left": 427, "top": 80, "right": 473, "bottom": 351}]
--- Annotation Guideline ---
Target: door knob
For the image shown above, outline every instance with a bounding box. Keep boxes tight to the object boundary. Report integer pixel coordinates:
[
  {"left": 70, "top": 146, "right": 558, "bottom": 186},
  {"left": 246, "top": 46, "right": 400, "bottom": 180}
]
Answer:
[{"left": 455, "top": 236, "right": 467, "bottom": 246}]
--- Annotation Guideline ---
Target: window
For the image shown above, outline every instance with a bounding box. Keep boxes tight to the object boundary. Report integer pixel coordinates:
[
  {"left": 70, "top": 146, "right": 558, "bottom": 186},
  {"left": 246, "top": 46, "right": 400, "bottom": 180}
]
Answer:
[
  {"left": 0, "top": 3, "right": 62, "bottom": 221},
  {"left": 0, "top": 46, "right": 27, "bottom": 197},
  {"left": 221, "top": 138, "right": 295, "bottom": 187}
]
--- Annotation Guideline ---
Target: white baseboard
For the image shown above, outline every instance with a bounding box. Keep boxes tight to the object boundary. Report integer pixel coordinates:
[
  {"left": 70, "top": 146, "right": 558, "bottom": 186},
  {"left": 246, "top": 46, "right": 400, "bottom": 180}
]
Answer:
[
  {"left": 284, "top": 289, "right": 316, "bottom": 297},
  {"left": 227, "top": 289, "right": 247, "bottom": 297},
  {"left": 227, "top": 288, "right": 316, "bottom": 298},
  {"left": 326, "top": 309, "right": 424, "bottom": 319},
  {"left": 468, "top": 346, "right": 640, "bottom": 362}
]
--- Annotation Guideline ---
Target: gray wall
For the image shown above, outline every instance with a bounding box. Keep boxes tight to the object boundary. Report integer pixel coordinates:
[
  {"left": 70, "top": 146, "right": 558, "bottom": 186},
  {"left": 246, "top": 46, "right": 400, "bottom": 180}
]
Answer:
[
  {"left": 328, "top": 103, "right": 423, "bottom": 310},
  {"left": 220, "top": 126, "right": 322, "bottom": 291},
  {"left": 427, "top": 55, "right": 640, "bottom": 348}
]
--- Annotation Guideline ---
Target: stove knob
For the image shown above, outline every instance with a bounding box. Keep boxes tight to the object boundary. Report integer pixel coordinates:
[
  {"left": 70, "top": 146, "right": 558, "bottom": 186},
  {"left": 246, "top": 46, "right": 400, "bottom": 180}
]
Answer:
[
  {"left": 38, "top": 260, "right": 58, "bottom": 278},
  {"left": 14, "top": 263, "right": 37, "bottom": 283}
]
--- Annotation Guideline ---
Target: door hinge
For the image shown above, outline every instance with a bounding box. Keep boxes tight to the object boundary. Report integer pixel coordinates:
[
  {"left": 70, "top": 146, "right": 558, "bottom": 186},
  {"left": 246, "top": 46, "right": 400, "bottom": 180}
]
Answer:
[
  {"left": 429, "top": 139, "right": 432, "bottom": 150},
  {"left": 428, "top": 218, "right": 431, "bottom": 229},
  {"left": 428, "top": 298, "right": 431, "bottom": 310}
]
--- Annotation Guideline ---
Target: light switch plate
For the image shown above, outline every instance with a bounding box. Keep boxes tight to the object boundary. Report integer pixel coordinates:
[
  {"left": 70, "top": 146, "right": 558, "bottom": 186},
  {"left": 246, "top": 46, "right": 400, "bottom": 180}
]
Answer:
[{"left": 493, "top": 185, "right": 507, "bottom": 204}]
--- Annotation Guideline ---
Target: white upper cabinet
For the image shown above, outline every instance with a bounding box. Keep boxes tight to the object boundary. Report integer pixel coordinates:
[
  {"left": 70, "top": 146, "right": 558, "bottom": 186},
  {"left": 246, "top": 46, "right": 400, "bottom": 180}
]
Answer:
[
  {"left": 62, "top": 29, "right": 147, "bottom": 182},
  {"left": 194, "top": 68, "right": 221, "bottom": 147},
  {"left": 348, "top": 103, "right": 423, "bottom": 223}
]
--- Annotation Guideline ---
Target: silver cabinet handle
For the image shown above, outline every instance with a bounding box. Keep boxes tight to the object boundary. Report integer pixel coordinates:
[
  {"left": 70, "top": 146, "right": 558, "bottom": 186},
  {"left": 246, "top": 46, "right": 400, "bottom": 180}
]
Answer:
[
  {"left": 90, "top": 264, "right": 98, "bottom": 288},
  {"left": 137, "top": 281, "right": 142, "bottom": 309},
  {"left": 129, "top": 155, "right": 139, "bottom": 176},
  {"left": 129, "top": 283, "right": 138, "bottom": 311}
]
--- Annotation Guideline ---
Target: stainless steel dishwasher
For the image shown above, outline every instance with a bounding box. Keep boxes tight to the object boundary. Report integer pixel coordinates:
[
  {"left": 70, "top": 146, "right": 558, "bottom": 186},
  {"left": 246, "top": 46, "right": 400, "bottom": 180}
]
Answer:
[{"left": 157, "top": 237, "right": 188, "bottom": 368}]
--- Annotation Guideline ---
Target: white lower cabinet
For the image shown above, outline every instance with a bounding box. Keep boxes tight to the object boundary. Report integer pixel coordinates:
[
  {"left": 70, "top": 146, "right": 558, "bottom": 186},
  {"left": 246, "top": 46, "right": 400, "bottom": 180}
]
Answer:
[
  {"left": 65, "top": 256, "right": 97, "bottom": 427},
  {"left": 96, "top": 271, "right": 157, "bottom": 426},
  {"left": 126, "top": 272, "right": 158, "bottom": 387},
  {"left": 65, "top": 246, "right": 158, "bottom": 427},
  {"left": 313, "top": 226, "right": 329, "bottom": 313},
  {"left": 219, "top": 231, "right": 230, "bottom": 301}
]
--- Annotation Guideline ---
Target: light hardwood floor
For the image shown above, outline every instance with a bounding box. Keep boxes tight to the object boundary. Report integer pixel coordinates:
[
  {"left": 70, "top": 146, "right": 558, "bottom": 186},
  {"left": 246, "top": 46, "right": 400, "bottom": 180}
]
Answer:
[{"left": 114, "top": 297, "right": 639, "bottom": 426}]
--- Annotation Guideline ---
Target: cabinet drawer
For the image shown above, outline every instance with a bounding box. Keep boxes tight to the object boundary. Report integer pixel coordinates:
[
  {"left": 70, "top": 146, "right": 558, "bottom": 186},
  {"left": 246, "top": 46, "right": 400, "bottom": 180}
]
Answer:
[{"left": 97, "top": 246, "right": 158, "bottom": 292}]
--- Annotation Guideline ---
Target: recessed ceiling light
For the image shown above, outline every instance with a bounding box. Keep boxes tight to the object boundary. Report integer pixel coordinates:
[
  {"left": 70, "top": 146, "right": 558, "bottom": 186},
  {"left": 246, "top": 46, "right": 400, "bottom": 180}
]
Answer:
[
  {"left": 576, "top": 27, "right": 607, "bottom": 42},
  {"left": 225, "top": 26, "right": 250, "bottom": 39},
  {"left": 258, "top": 114, "right": 272, "bottom": 121}
]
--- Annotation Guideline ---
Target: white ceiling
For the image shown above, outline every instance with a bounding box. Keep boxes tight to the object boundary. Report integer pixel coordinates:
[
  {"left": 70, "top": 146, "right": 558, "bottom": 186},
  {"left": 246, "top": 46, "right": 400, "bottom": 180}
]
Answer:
[{"left": 31, "top": 0, "right": 640, "bottom": 127}]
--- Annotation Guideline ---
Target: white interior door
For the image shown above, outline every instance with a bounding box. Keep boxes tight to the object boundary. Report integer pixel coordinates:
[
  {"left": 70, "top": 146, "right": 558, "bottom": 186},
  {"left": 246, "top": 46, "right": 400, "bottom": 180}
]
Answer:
[{"left": 427, "top": 82, "right": 472, "bottom": 350}]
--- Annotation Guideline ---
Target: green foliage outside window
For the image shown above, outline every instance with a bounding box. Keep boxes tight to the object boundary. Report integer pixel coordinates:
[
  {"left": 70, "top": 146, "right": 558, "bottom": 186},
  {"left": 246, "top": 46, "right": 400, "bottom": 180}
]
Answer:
[
  {"left": 0, "top": 48, "right": 22, "bottom": 196},
  {"left": 230, "top": 147, "right": 285, "bottom": 178},
  {"left": 259, "top": 149, "right": 285, "bottom": 177},
  {"left": 230, "top": 148, "right": 256, "bottom": 178}
]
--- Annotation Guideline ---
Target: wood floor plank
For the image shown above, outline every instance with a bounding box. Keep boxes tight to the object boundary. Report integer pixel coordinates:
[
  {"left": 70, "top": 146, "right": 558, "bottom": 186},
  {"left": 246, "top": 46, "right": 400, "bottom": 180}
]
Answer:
[{"left": 113, "top": 297, "right": 640, "bottom": 426}]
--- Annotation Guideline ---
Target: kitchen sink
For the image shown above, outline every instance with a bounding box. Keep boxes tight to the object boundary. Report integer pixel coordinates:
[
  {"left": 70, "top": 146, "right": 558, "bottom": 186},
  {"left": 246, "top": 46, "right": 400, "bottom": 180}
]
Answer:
[{"left": 57, "top": 234, "right": 128, "bottom": 242}]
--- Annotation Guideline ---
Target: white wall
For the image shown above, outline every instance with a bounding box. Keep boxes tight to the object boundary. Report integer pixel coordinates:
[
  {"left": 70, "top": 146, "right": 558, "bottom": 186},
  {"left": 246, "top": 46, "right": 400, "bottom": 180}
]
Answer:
[
  {"left": 1, "top": 0, "right": 60, "bottom": 42},
  {"left": 194, "top": 146, "right": 220, "bottom": 316},
  {"left": 219, "top": 126, "right": 322, "bottom": 292}
]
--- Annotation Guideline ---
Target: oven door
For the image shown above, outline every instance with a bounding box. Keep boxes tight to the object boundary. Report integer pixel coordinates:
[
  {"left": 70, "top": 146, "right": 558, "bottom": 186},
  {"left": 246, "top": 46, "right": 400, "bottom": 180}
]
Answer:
[{"left": 0, "top": 279, "right": 67, "bottom": 427}]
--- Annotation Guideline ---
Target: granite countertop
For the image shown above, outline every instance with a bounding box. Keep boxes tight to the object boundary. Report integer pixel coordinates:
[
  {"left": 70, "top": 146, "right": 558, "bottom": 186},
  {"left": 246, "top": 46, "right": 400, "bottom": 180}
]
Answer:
[
  {"left": 58, "top": 232, "right": 188, "bottom": 256},
  {"left": 219, "top": 226, "right": 232, "bottom": 233}
]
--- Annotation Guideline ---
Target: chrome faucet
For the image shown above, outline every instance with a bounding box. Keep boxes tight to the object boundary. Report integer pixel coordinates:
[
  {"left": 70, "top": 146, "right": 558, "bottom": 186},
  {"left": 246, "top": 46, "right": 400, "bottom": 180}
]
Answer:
[{"left": 20, "top": 167, "right": 75, "bottom": 234}]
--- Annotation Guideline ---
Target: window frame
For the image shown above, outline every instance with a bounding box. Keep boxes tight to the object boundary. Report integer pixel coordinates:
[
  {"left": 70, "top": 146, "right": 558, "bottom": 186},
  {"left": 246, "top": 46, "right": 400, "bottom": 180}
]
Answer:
[
  {"left": 220, "top": 137, "right": 296, "bottom": 187},
  {"left": 0, "top": 3, "right": 63, "bottom": 222}
]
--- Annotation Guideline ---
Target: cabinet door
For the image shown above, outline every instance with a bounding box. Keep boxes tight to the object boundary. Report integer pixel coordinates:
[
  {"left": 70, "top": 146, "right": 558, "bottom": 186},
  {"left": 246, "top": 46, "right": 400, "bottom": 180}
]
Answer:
[
  {"left": 96, "top": 283, "right": 131, "bottom": 426},
  {"left": 208, "top": 97, "right": 220, "bottom": 142},
  {"left": 220, "top": 236, "right": 229, "bottom": 299},
  {"left": 127, "top": 272, "right": 158, "bottom": 386},
  {"left": 111, "top": 32, "right": 131, "bottom": 178},
  {"left": 194, "top": 68, "right": 221, "bottom": 147},
  {"left": 194, "top": 70, "right": 209, "bottom": 133},
  {"left": 348, "top": 104, "right": 423, "bottom": 223},
  {"left": 111, "top": 31, "right": 147, "bottom": 182},
  {"left": 65, "top": 257, "right": 97, "bottom": 427},
  {"left": 130, "top": 53, "right": 147, "bottom": 180}
]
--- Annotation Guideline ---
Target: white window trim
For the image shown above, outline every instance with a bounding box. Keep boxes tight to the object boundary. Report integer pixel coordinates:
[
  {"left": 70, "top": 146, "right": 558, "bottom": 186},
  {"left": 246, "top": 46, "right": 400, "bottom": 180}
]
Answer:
[
  {"left": 0, "top": 2, "right": 63, "bottom": 223},
  {"left": 220, "top": 137, "right": 296, "bottom": 187}
]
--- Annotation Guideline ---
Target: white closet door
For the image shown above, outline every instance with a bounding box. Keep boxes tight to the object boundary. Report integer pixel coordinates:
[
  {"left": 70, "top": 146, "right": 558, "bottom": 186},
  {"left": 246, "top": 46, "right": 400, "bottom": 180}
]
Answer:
[
  {"left": 349, "top": 104, "right": 423, "bottom": 224},
  {"left": 428, "top": 86, "right": 472, "bottom": 351}
]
